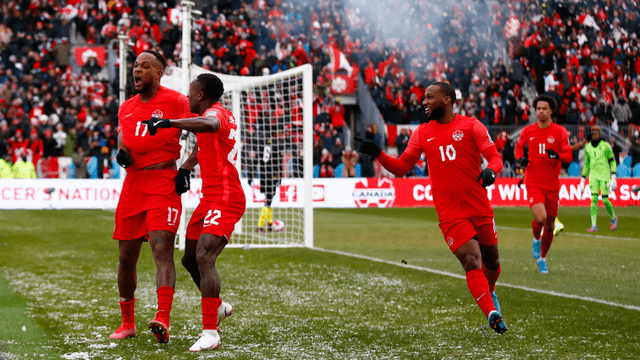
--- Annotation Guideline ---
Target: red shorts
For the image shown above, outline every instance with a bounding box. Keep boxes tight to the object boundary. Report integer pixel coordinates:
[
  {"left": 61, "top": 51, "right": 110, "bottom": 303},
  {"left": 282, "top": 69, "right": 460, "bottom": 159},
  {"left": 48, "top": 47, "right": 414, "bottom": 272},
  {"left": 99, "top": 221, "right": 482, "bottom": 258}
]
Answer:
[
  {"left": 527, "top": 186, "right": 559, "bottom": 217},
  {"left": 186, "top": 198, "right": 246, "bottom": 242},
  {"left": 439, "top": 215, "right": 498, "bottom": 253},
  {"left": 113, "top": 169, "right": 182, "bottom": 240}
]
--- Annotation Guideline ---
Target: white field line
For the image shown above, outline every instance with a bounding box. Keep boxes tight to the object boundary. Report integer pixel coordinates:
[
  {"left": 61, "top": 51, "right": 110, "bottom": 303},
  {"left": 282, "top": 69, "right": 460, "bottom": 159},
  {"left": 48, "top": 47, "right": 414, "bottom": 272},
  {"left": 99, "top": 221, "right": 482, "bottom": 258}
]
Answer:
[
  {"left": 497, "top": 225, "right": 640, "bottom": 241},
  {"left": 313, "top": 247, "right": 640, "bottom": 312}
]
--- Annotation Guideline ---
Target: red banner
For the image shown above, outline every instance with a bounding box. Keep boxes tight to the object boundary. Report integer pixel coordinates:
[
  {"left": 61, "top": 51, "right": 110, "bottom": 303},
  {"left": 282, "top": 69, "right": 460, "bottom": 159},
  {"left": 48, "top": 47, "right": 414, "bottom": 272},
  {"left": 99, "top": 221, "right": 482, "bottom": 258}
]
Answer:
[
  {"left": 330, "top": 74, "right": 357, "bottom": 95},
  {"left": 74, "top": 46, "right": 106, "bottom": 67}
]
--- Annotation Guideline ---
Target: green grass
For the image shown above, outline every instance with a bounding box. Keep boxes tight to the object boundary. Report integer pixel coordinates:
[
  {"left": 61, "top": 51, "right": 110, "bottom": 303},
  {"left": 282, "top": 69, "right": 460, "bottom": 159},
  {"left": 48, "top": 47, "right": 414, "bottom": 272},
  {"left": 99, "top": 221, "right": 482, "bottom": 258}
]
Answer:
[{"left": 0, "top": 207, "right": 639, "bottom": 359}]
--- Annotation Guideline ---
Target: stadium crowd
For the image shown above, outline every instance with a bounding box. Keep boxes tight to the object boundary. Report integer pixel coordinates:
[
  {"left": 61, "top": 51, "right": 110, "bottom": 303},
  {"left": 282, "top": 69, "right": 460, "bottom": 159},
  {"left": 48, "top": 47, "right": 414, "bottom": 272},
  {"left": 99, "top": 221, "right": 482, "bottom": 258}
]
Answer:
[{"left": 1, "top": 0, "right": 640, "bottom": 179}]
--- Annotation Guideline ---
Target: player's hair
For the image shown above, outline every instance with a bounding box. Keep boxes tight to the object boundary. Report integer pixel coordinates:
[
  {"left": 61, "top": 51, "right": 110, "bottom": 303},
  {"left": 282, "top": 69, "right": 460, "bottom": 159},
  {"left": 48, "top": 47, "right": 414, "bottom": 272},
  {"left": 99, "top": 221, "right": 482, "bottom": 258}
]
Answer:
[
  {"left": 533, "top": 94, "right": 557, "bottom": 113},
  {"left": 433, "top": 81, "right": 456, "bottom": 102},
  {"left": 142, "top": 50, "right": 166, "bottom": 70},
  {"left": 197, "top": 73, "right": 224, "bottom": 100}
]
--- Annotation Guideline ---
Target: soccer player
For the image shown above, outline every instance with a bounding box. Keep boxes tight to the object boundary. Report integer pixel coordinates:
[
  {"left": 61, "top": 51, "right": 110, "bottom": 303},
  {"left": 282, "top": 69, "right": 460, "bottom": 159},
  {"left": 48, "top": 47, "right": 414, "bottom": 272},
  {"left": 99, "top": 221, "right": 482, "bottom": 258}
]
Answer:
[
  {"left": 110, "top": 50, "right": 193, "bottom": 343},
  {"left": 515, "top": 94, "right": 572, "bottom": 274},
  {"left": 577, "top": 125, "right": 618, "bottom": 232},
  {"left": 144, "top": 73, "right": 246, "bottom": 352},
  {"left": 256, "top": 119, "right": 284, "bottom": 233},
  {"left": 357, "top": 82, "right": 508, "bottom": 335}
]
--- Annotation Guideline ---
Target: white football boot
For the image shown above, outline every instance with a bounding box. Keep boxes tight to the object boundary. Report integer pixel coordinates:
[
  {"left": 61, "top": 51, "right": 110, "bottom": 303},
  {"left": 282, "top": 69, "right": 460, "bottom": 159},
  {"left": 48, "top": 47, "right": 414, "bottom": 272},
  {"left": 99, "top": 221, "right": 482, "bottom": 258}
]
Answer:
[{"left": 189, "top": 329, "right": 221, "bottom": 352}]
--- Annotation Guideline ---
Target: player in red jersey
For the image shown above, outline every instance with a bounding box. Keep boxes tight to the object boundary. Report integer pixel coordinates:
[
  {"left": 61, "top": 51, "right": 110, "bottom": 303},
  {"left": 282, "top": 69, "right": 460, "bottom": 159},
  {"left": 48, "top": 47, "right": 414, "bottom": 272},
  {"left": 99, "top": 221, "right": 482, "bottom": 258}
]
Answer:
[
  {"left": 515, "top": 94, "right": 572, "bottom": 274},
  {"left": 357, "top": 82, "right": 508, "bottom": 335},
  {"left": 144, "top": 73, "right": 246, "bottom": 352},
  {"left": 110, "top": 50, "right": 192, "bottom": 343}
]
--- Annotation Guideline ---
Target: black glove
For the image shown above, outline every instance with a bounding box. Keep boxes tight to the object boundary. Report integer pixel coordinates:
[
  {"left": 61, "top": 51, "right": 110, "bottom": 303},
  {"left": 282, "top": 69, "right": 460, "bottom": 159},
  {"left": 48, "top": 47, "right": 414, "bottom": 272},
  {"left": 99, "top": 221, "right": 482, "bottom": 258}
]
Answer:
[
  {"left": 546, "top": 149, "right": 559, "bottom": 159},
  {"left": 477, "top": 168, "right": 496, "bottom": 187},
  {"left": 175, "top": 168, "right": 191, "bottom": 195},
  {"left": 354, "top": 136, "right": 382, "bottom": 158},
  {"left": 116, "top": 149, "right": 131, "bottom": 168},
  {"left": 516, "top": 157, "right": 528, "bottom": 168},
  {"left": 142, "top": 118, "right": 171, "bottom": 136}
]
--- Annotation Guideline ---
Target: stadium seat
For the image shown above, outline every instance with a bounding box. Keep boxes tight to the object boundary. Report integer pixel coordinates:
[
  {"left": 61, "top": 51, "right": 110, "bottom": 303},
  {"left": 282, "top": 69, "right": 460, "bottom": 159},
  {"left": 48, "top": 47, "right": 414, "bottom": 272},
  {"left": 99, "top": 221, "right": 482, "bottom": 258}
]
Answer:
[
  {"left": 40, "top": 157, "right": 60, "bottom": 178},
  {"left": 355, "top": 163, "right": 361, "bottom": 177},
  {"left": 87, "top": 156, "right": 99, "bottom": 179},
  {"left": 617, "top": 164, "right": 630, "bottom": 178},
  {"left": 634, "top": 163, "right": 640, "bottom": 178},
  {"left": 568, "top": 162, "right": 581, "bottom": 177},
  {"left": 623, "top": 155, "right": 632, "bottom": 168},
  {"left": 335, "top": 163, "right": 344, "bottom": 178},
  {"left": 313, "top": 165, "right": 319, "bottom": 178}
]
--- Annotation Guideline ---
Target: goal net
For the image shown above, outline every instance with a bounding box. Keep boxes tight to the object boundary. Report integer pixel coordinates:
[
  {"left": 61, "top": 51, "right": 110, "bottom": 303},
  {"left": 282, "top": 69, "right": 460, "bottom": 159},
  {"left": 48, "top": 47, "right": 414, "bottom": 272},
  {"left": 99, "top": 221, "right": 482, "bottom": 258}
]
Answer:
[{"left": 161, "top": 64, "right": 314, "bottom": 249}]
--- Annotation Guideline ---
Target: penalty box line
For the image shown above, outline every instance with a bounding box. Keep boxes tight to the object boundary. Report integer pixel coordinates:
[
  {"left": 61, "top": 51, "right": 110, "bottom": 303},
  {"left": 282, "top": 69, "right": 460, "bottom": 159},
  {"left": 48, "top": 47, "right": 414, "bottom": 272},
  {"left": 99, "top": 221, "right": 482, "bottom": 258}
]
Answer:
[{"left": 313, "top": 247, "right": 640, "bottom": 312}]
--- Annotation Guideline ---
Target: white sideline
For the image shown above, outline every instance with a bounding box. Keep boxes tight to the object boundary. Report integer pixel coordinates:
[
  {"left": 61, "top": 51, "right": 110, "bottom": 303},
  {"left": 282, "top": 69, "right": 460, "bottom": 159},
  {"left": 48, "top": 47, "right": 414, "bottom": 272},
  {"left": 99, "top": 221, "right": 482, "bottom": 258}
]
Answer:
[
  {"left": 313, "top": 247, "right": 640, "bottom": 312},
  {"left": 497, "top": 225, "right": 640, "bottom": 242}
]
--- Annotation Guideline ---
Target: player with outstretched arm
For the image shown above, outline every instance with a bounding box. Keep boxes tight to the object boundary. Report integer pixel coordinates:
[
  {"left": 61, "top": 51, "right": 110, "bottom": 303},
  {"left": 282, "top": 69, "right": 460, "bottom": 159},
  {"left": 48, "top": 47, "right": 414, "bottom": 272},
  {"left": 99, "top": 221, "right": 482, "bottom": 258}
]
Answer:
[
  {"left": 357, "top": 82, "right": 508, "bottom": 335},
  {"left": 144, "top": 73, "right": 246, "bottom": 352},
  {"left": 515, "top": 94, "right": 572, "bottom": 274},
  {"left": 110, "top": 50, "right": 192, "bottom": 344}
]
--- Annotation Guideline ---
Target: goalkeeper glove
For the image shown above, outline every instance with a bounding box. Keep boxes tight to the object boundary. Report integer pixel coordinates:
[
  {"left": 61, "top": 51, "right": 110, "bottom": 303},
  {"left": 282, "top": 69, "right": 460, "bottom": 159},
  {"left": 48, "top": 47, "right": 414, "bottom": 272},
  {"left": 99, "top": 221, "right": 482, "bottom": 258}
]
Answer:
[
  {"left": 175, "top": 168, "right": 191, "bottom": 195},
  {"left": 142, "top": 118, "right": 171, "bottom": 136},
  {"left": 546, "top": 149, "right": 559, "bottom": 159},
  {"left": 578, "top": 177, "right": 586, "bottom": 193},
  {"left": 116, "top": 149, "right": 131, "bottom": 168},
  {"left": 516, "top": 157, "right": 528, "bottom": 169},
  {"left": 607, "top": 174, "right": 617, "bottom": 191},
  {"left": 477, "top": 168, "right": 496, "bottom": 187},
  {"left": 354, "top": 136, "right": 382, "bottom": 158}
]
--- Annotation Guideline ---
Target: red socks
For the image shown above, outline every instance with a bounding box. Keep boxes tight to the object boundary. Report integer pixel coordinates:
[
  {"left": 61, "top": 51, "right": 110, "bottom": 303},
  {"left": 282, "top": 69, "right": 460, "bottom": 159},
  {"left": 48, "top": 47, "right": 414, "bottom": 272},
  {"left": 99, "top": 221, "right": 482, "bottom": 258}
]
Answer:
[
  {"left": 541, "top": 224, "right": 554, "bottom": 258},
  {"left": 532, "top": 220, "right": 543, "bottom": 239},
  {"left": 119, "top": 298, "right": 135, "bottom": 325},
  {"left": 466, "top": 268, "right": 495, "bottom": 317},
  {"left": 482, "top": 264, "right": 501, "bottom": 293},
  {"left": 202, "top": 297, "right": 222, "bottom": 331},
  {"left": 156, "top": 286, "right": 175, "bottom": 326}
]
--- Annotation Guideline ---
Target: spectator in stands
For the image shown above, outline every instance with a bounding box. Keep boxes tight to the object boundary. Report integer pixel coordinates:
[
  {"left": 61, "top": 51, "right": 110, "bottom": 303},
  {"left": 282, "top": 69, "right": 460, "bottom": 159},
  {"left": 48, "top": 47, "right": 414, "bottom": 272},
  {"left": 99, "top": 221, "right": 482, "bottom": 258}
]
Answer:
[
  {"left": 319, "top": 148, "right": 333, "bottom": 178},
  {"left": 630, "top": 136, "right": 640, "bottom": 169},
  {"left": 42, "top": 129, "right": 57, "bottom": 158},
  {"left": 610, "top": 137, "right": 623, "bottom": 166},
  {"left": 395, "top": 128, "right": 410, "bottom": 156},
  {"left": 594, "top": 99, "right": 614, "bottom": 127},
  {"left": 71, "top": 146, "right": 88, "bottom": 179},
  {"left": 612, "top": 97, "right": 632, "bottom": 127},
  {"left": 629, "top": 94, "right": 640, "bottom": 125},
  {"left": 566, "top": 102, "right": 581, "bottom": 125},
  {"left": 53, "top": 123, "right": 67, "bottom": 156},
  {"left": 341, "top": 146, "right": 359, "bottom": 178},
  {"left": 330, "top": 137, "right": 345, "bottom": 170},
  {"left": 328, "top": 98, "right": 345, "bottom": 139}
]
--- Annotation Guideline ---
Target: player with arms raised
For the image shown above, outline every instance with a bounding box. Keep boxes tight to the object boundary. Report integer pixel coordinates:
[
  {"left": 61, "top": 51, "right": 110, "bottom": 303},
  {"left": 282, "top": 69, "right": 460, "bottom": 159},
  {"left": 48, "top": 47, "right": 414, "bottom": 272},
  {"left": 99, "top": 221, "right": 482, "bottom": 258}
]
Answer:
[
  {"left": 110, "top": 50, "right": 193, "bottom": 343},
  {"left": 515, "top": 94, "right": 572, "bottom": 274},
  {"left": 357, "top": 82, "right": 508, "bottom": 335},
  {"left": 144, "top": 73, "right": 246, "bottom": 352}
]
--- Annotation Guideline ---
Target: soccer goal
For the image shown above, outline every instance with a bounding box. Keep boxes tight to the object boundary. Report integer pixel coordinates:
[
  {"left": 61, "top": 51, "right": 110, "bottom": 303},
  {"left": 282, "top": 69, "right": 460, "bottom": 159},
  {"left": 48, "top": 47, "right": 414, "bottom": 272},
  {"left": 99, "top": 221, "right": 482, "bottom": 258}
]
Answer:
[{"left": 161, "top": 64, "right": 314, "bottom": 249}]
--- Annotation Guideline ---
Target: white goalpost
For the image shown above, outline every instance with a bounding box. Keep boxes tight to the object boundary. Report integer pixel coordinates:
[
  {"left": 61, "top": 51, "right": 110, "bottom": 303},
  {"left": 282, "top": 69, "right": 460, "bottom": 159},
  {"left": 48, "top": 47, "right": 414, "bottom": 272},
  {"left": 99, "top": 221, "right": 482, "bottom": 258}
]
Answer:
[{"left": 160, "top": 63, "right": 314, "bottom": 249}]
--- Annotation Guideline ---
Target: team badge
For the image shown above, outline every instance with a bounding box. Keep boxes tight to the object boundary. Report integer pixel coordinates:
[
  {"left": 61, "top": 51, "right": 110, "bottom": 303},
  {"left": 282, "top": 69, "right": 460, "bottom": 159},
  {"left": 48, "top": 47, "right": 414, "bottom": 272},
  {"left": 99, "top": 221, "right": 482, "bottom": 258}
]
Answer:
[
  {"left": 452, "top": 130, "right": 464, "bottom": 141},
  {"left": 151, "top": 109, "right": 164, "bottom": 118},
  {"left": 447, "top": 237, "right": 454, "bottom": 247},
  {"left": 547, "top": 136, "right": 555, "bottom": 144}
]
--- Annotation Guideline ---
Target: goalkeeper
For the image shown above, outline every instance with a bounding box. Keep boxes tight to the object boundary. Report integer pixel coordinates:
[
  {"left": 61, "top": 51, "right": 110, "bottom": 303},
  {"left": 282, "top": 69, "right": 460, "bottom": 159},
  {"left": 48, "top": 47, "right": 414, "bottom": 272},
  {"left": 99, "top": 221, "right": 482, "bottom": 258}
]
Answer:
[
  {"left": 256, "top": 127, "right": 283, "bottom": 233},
  {"left": 578, "top": 126, "right": 618, "bottom": 232}
]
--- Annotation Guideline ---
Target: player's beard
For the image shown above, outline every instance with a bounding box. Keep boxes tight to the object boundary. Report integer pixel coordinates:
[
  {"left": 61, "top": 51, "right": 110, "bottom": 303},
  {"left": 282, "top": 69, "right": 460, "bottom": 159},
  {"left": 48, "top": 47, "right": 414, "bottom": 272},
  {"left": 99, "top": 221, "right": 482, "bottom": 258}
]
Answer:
[{"left": 426, "top": 106, "right": 445, "bottom": 122}]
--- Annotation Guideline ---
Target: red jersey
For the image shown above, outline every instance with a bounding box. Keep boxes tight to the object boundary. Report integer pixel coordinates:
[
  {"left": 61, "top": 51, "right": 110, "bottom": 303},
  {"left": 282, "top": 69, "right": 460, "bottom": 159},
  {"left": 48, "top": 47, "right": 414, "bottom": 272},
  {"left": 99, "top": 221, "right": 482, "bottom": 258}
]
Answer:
[
  {"left": 515, "top": 122, "right": 571, "bottom": 191},
  {"left": 118, "top": 86, "right": 192, "bottom": 171},
  {"left": 404, "top": 114, "right": 497, "bottom": 220},
  {"left": 198, "top": 103, "right": 245, "bottom": 202}
]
